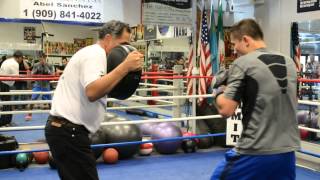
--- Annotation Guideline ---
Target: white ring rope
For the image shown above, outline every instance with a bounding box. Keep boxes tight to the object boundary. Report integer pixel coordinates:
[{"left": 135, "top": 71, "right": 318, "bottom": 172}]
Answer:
[
  {"left": 0, "top": 110, "right": 50, "bottom": 115},
  {"left": 0, "top": 94, "right": 213, "bottom": 105},
  {"left": 0, "top": 114, "right": 222, "bottom": 132},
  {"left": 299, "top": 126, "right": 320, "bottom": 133},
  {"left": 0, "top": 91, "right": 54, "bottom": 95},
  {"left": 0, "top": 103, "right": 176, "bottom": 115},
  {"left": 300, "top": 85, "right": 320, "bottom": 89},
  {"left": 0, "top": 112, "right": 320, "bottom": 133},
  {"left": 1, "top": 94, "right": 315, "bottom": 106},
  {"left": 116, "top": 94, "right": 215, "bottom": 102},
  {"left": 298, "top": 100, "right": 320, "bottom": 106},
  {"left": 1, "top": 113, "right": 319, "bottom": 134},
  {"left": 0, "top": 100, "right": 51, "bottom": 105},
  {"left": 0, "top": 87, "right": 177, "bottom": 96}
]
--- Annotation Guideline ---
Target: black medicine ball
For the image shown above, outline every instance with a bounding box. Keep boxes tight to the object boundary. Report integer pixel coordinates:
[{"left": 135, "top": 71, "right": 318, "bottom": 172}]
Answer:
[
  {"left": 107, "top": 45, "right": 142, "bottom": 100},
  {"left": 181, "top": 139, "right": 197, "bottom": 153}
]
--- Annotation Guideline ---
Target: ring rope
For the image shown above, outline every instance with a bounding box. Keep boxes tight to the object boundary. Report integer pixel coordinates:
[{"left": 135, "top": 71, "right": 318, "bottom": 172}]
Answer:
[
  {"left": 0, "top": 103, "right": 176, "bottom": 115},
  {"left": 0, "top": 77, "right": 59, "bottom": 81},
  {"left": 299, "top": 78, "right": 320, "bottom": 83},
  {"left": 0, "top": 87, "right": 176, "bottom": 95},
  {"left": 0, "top": 133, "right": 226, "bottom": 156},
  {"left": 0, "top": 114, "right": 222, "bottom": 132},
  {"left": 297, "top": 149, "right": 320, "bottom": 158},
  {"left": 141, "top": 76, "right": 212, "bottom": 80},
  {"left": 0, "top": 134, "right": 318, "bottom": 160},
  {"left": 299, "top": 126, "right": 320, "bottom": 133},
  {"left": 0, "top": 74, "right": 59, "bottom": 78},
  {"left": 0, "top": 75, "right": 212, "bottom": 81},
  {"left": 298, "top": 100, "right": 320, "bottom": 106},
  {"left": 0, "top": 91, "right": 54, "bottom": 95},
  {"left": 5, "top": 94, "right": 313, "bottom": 106},
  {"left": 1, "top": 75, "right": 320, "bottom": 82},
  {"left": 0, "top": 94, "right": 213, "bottom": 105}
]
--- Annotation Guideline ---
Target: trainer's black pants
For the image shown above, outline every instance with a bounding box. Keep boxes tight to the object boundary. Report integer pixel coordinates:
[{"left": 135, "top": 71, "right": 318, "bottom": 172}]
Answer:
[{"left": 45, "top": 115, "right": 99, "bottom": 180}]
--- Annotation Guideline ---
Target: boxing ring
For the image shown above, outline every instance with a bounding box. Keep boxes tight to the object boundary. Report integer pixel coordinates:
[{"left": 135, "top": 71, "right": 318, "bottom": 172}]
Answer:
[{"left": 0, "top": 73, "right": 319, "bottom": 180}]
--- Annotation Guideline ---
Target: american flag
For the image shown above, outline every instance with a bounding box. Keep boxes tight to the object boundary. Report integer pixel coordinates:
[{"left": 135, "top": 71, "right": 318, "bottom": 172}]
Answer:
[
  {"left": 186, "top": 44, "right": 194, "bottom": 96},
  {"left": 198, "top": 7, "right": 212, "bottom": 103}
]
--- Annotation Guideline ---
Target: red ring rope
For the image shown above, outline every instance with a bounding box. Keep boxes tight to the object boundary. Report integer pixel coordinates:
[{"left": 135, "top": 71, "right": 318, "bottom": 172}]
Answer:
[
  {"left": 298, "top": 78, "right": 320, "bottom": 83},
  {"left": 141, "top": 76, "right": 213, "bottom": 80},
  {"left": 0, "top": 75, "right": 59, "bottom": 78},
  {"left": 0, "top": 77, "right": 59, "bottom": 81},
  {"left": 7, "top": 75, "right": 316, "bottom": 82},
  {"left": 0, "top": 75, "right": 212, "bottom": 81}
]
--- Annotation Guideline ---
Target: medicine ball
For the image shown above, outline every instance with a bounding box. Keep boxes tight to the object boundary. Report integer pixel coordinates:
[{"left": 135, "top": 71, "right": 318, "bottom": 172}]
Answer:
[
  {"left": 139, "top": 143, "right": 153, "bottom": 156},
  {"left": 107, "top": 44, "right": 142, "bottom": 100},
  {"left": 103, "top": 148, "right": 119, "bottom": 164},
  {"left": 181, "top": 139, "right": 197, "bottom": 153},
  {"left": 15, "top": 153, "right": 30, "bottom": 171},
  {"left": 196, "top": 120, "right": 214, "bottom": 149},
  {"left": 89, "top": 129, "right": 105, "bottom": 159},
  {"left": 33, "top": 151, "right": 49, "bottom": 164},
  {"left": 102, "top": 117, "right": 142, "bottom": 159},
  {"left": 197, "top": 104, "right": 226, "bottom": 147},
  {"left": 151, "top": 123, "right": 182, "bottom": 154}
]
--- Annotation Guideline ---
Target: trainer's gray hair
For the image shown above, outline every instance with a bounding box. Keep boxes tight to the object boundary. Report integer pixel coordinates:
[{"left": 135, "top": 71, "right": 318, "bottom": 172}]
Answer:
[{"left": 98, "top": 20, "right": 131, "bottom": 39}]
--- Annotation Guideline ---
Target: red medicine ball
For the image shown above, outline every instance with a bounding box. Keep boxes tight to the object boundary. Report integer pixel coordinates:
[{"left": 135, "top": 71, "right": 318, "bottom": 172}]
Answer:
[
  {"left": 300, "top": 129, "right": 309, "bottom": 140},
  {"left": 33, "top": 151, "right": 49, "bottom": 164},
  {"left": 103, "top": 148, "right": 119, "bottom": 164},
  {"left": 139, "top": 143, "right": 153, "bottom": 156}
]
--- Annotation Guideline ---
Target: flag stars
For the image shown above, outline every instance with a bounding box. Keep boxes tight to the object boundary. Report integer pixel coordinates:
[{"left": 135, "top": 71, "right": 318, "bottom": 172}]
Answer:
[{"left": 201, "top": 9, "right": 209, "bottom": 45}]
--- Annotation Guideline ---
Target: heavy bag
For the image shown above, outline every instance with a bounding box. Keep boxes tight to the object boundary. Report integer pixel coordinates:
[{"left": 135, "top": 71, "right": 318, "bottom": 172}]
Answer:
[{"left": 107, "top": 44, "right": 142, "bottom": 100}]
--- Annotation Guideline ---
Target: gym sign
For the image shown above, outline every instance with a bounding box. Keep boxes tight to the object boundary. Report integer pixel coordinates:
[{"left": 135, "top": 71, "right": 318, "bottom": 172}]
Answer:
[
  {"left": 297, "top": 0, "right": 320, "bottom": 13},
  {"left": 143, "top": 0, "right": 192, "bottom": 27},
  {"left": 20, "top": 0, "right": 104, "bottom": 23}
]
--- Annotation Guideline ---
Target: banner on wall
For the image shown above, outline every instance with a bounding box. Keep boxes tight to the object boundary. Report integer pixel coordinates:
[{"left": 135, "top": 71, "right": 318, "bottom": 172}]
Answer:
[
  {"left": 143, "top": 0, "right": 192, "bottom": 26},
  {"left": 297, "top": 0, "right": 320, "bottom": 13},
  {"left": 20, "top": 0, "right": 104, "bottom": 23}
]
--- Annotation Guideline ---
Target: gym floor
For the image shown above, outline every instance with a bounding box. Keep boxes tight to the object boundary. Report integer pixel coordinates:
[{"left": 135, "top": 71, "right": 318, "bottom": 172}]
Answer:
[
  {"left": 1, "top": 149, "right": 320, "bottom": 180},
  {"left": 1, "top": 113, "right": 320, "bottom": 180}
]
